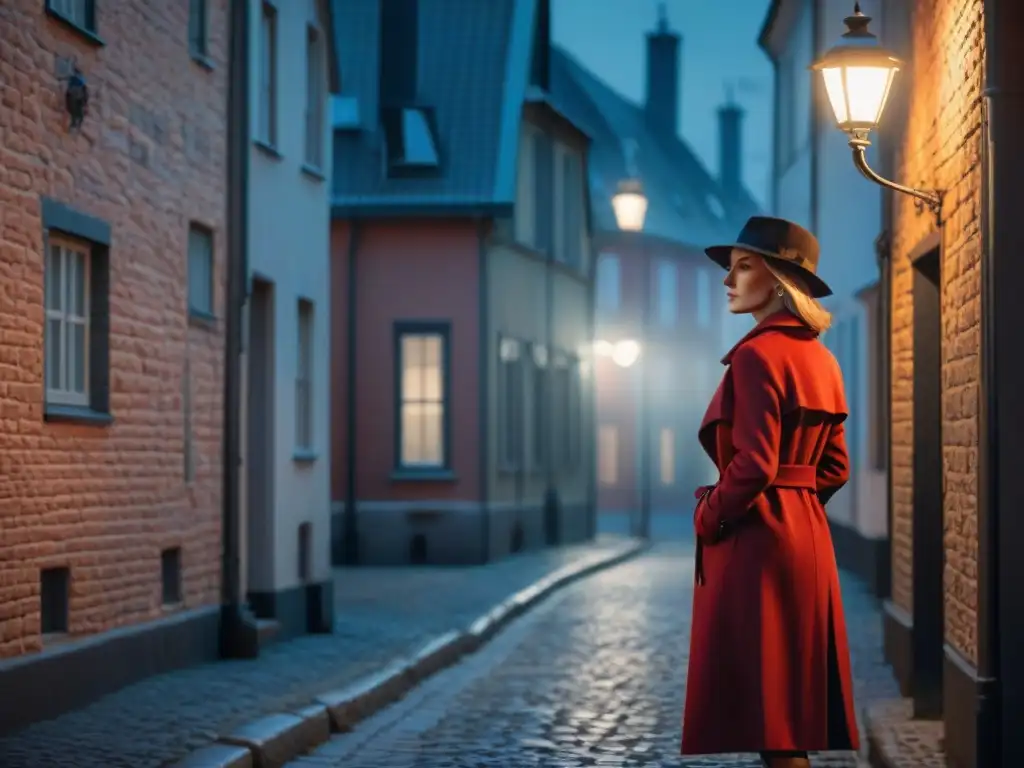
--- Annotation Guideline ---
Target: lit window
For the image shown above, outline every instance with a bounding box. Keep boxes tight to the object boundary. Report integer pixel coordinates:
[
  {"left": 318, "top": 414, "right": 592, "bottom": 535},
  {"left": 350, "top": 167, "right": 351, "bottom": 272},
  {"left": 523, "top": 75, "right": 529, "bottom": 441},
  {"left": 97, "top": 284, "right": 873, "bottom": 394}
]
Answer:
[
  {"left": 598, "top": 425, "right": 619, "bottom": 485},
  {"left": 45, "top": 240, "right": 91, "bottom": 406},
  {"left": 396, "top": 324, "right": 449, "bottom": 468}
]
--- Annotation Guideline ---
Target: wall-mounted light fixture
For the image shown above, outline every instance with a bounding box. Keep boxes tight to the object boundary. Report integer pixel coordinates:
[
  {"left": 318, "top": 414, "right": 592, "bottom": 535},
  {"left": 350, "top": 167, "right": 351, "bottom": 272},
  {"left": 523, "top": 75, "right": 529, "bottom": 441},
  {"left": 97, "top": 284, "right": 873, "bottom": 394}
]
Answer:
[
  {"left": 63, "top": 65, "right": 89, "bottom": 131},
  {"left": 811, "top": 2, "right": 942, "bottom": 217}
]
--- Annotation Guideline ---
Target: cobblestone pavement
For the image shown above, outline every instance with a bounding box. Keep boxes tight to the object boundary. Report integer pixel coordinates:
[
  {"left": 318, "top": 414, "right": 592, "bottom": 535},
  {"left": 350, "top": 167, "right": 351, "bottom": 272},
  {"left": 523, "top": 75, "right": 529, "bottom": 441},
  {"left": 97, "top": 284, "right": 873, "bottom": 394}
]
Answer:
[
  {"left": 288, "top": 541, "right": 899, "bottom": 767},
  {"left": 0, "top": 533, "right": 632, "bottom": 768}
]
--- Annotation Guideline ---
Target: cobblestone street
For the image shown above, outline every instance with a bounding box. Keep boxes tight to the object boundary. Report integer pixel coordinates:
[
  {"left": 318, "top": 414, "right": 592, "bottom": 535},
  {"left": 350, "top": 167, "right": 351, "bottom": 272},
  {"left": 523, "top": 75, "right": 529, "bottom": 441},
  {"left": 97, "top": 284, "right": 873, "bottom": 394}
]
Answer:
[{"left": 287, "top": 539, "right": 899, "bottom": 767}]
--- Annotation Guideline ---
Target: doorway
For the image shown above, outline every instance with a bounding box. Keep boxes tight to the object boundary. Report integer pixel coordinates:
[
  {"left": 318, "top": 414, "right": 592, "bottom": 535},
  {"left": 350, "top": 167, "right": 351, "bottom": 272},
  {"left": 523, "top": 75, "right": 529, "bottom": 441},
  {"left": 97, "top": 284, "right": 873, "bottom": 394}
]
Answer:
[
  {"left": 246, "top": 277, "right": 276, "bottom": 610},
  {"left": 911, "top": 246, "right": 944, "bottom": 719}
]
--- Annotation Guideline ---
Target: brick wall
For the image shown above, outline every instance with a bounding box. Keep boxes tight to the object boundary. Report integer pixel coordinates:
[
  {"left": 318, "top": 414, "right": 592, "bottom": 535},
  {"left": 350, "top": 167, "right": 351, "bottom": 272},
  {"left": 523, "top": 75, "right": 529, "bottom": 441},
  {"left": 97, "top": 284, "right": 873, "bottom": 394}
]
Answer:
[
  {"left": 0, "top": 1, "right": 228, "bottom": 657},
  {"left": 888, "top": 0, "right": 983, "bottom": 663}
]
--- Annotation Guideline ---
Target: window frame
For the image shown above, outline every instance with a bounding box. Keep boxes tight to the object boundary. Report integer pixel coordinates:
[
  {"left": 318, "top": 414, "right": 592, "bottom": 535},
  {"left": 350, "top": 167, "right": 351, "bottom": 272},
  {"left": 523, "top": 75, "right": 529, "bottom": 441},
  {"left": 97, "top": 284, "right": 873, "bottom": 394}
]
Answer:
[
  {"left": 187, "top": 223, "right": 215, "bottom": 320},
  {"left": 188, "top": 0, "right": 208, "bottom": 58},
  {"left": 393, "top": 321, "right": 452, "bottom": 475},
  {"left": 45, "top": 236, "right": 92, "bottom": 409},
  {"left": 40, "top": 198, "right": 112, "bottom": 425},
  {"left": 45, "top": 0, "right": 98, "bottom": 38},
  {"left": 529, "top": 342, "right": 548, "bottom": 472},
  {"left": 596, "top": 253, "right": 621, "bottom": 312},
  {"left": 295, "top": 299, "right": 315, "bottom": 453},
  {"left": 258, "top": 2, "right": 279, "bottom": 148},
  {"left": 304, "top": 22, "right": 325, "bottom": 170},
  {"left": 497, "top": 336, "right": 525, "bottom": 472}
]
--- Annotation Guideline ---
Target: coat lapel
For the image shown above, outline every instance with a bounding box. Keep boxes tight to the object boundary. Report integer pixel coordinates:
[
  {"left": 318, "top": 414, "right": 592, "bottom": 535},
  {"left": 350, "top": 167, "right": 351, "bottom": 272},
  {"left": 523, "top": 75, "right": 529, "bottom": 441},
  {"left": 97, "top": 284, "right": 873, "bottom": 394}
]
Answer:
[{"left": 697, "top": 312, "right": 818, "bottom": 468}]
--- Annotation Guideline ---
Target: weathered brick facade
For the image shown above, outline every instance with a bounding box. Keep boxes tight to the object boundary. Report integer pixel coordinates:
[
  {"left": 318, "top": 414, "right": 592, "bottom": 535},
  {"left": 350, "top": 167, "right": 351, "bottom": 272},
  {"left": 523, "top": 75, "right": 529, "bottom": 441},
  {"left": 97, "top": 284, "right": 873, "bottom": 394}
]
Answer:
[
  {"left": 889, "top": 0, "right": 984, "bottom": 663},
  {"left": 0, "top": 1, "right": 227, "bottom": 658}
]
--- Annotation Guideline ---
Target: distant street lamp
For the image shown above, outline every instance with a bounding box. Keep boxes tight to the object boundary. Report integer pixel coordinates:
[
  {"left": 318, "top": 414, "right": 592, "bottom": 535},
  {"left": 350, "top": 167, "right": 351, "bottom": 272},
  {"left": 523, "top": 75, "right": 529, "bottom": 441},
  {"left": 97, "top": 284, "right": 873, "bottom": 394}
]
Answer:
[
  {"left": 610, "top": 177, "right": 652, "bottom": 540},
  {"left": 810, "top": 2, "right": 942, "bottom": 216}
]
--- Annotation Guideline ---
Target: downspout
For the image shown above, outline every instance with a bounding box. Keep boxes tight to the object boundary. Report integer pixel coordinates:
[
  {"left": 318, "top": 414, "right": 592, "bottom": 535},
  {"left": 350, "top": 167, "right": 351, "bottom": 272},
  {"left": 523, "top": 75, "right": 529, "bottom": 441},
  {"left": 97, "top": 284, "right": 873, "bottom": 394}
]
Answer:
[
  {"left": 221, "top": 0, "right": 259, "bottom": 658},
  {"left": 979, "top": 0, "right": 1010, "bottom": 759},
  {"left": 477, "top": 218, "right": 491, "bottom": 562},
  {"left": 585, "top": 236, "right": 597, "bottom": 540},
  {"left": 809, "top": 0, "right": 822, "bottom": 235},
  {"left": 343, "top": 221, "right": 362, "bottom": 565}
]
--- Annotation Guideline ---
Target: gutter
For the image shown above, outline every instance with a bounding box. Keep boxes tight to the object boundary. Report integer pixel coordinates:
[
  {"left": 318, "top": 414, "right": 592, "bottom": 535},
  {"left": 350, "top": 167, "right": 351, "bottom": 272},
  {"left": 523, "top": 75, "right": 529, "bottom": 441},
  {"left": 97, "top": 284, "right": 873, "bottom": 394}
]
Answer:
[
  {"left": 221, "top": 0, "right": 259, "bottom": 658},
  {"left": 343, "top": 221, "right": 362, "bottom": 564},
  {"left": 477, "top": 219, "right": 491, "bottom": 562}
]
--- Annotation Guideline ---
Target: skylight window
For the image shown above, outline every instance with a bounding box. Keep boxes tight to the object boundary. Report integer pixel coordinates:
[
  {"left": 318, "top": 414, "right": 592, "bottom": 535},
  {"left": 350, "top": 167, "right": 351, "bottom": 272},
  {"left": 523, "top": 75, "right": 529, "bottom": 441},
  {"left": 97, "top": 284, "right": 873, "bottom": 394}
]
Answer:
[
  {"left": 705, "top": 193, "right": 726, "bottom": 219},
  {"left": 382, "top": 106, "right": 441, "bottom": 176}
]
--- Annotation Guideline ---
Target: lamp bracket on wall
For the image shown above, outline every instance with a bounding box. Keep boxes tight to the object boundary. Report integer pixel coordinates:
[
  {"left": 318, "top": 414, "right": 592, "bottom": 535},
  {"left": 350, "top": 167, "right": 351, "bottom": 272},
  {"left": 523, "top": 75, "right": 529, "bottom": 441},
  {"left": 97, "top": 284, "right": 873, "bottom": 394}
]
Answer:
[{"left": 848, "top": 132, "right": 942, "bottom": 221}]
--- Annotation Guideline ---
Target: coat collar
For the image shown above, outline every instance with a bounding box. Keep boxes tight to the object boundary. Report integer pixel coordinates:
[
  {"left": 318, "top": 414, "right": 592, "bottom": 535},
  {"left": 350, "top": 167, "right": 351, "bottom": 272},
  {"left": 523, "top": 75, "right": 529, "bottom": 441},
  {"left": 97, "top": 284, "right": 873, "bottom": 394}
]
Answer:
[{"left": 721, "top": 310, "right": 817, "bottom": 365}]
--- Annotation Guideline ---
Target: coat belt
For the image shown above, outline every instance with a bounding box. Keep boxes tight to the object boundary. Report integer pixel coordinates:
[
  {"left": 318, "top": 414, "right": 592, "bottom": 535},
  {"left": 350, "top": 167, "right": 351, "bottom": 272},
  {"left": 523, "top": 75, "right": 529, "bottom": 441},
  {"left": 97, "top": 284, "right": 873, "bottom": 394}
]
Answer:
[{"left": 771, "top": 463, "right": 817, "bottom": 489}]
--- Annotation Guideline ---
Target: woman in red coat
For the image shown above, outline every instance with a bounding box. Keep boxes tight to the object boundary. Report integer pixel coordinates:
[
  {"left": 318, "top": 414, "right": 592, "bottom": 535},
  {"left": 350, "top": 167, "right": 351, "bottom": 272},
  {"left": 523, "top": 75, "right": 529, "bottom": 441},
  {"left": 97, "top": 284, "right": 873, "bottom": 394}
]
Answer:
[{"left": 680, "top": 216, "right": 860, "bottom": 768}]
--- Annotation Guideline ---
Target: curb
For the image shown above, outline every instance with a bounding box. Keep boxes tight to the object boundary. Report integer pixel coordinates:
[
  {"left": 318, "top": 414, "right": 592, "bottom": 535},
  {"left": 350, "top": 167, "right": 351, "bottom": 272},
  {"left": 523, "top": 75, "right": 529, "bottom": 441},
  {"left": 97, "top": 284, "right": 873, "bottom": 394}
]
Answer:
[{"left": 172, "top": 538, "right": 650, "bottom": 768}]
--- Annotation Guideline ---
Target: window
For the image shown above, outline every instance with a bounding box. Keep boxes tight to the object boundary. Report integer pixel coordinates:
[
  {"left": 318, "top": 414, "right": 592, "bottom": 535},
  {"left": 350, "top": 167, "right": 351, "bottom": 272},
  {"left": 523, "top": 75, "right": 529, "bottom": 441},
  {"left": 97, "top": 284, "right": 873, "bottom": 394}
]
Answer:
[
  {"left": 596, "top": 254, "right": 620, "bottom": 312},
  {"left": 598, "top": 425, "right": 618, "bottom": 485},
  {"left": 382, "top": 107, "right": 441, "bottom": 175},
  {"left": 188, "top": 224, "right": 214, "bottom": 317},
  {"left": 296, "top": 300, "right": 314, "bottom": 451},
  {"left": 47, "top": 0, "right": 95, "bottom": 33},
  {"left": 695, "top": 267, "right": 712, "bottom": 328},
  {"left": 659, "top": 427, "right": 675, "bottom": 485},
  {"left": 532, "top": 132, "right": 554, "bottom": 254},
  {"left": 189, "top": 0, "right": 207, "bottom": 56},
  {"left": 40, "top": 567, "right": 70, "bottom": 636},
  {"left": 304, "top": 24, "right": 325, "bottom": 169},
  {"left": 498, "top": 337, "right": 524, "bottom": 470},
  {"left": 551, "top": 354, "right": 580, "bottom": 471},
  {"left": 530, "top": 344, "right": 548, "bottom": 470},
  {"left": 41, "top": 199, "right": 111, "bottom": 422},
  {"left": 656, "top": 261, "right": 678, "bottom": 326},
  {"left": 45, "top": 239, "right": 91, "bottom": 407},
  {"left": 161, "top": 547, "right": 182, "bottom": 606},
  {"left": 515, "top": 127, "right": 536, "bottom": 245},
  {"left": 557, "top": 145, "right": 585, "bottom": 270},
  {"left": 396, "top": 324, "right": 449, "bottom": 469},
  {"left": 258, "top": 3, "right": 278, "bottom": 146}
]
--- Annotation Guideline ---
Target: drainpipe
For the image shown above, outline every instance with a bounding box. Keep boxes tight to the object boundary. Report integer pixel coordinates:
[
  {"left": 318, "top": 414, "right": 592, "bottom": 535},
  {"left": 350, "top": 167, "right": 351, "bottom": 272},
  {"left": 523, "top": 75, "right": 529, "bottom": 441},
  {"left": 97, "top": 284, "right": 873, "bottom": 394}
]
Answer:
[
  {"left": 477, "top": 218, "right": 491, "bottom": 562},
  {"left": 343, "top": 220, "right": 361, "bottom": 565},
  {"left": 221, "top": 0, "right": 259, "bottom": 659}
]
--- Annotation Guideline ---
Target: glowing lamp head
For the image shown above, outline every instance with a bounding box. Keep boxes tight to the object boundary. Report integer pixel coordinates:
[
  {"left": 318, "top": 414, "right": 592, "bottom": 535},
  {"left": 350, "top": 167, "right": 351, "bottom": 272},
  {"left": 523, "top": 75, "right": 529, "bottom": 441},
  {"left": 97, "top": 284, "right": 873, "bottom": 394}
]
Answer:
[{"left": 810, "top": 2, "right": 901, "bottom": 136}]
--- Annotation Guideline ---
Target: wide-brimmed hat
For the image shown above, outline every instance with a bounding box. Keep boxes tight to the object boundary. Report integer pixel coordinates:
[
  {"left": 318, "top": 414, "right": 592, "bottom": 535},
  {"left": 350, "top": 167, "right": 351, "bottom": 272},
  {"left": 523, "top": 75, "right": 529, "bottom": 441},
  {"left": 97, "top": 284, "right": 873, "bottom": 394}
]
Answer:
[{"left": 705, "top": 216, "right": 832, "bottom": 298}]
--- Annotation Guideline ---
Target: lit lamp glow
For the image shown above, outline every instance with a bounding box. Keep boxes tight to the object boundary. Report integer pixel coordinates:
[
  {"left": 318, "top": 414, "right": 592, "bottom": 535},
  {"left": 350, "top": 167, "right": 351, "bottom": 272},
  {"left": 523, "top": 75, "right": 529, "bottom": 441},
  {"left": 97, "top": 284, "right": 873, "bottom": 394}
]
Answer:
[
  {"left": 592, "top": 338, "right": 642, "bottom": 368},
  {"left": 611, "top": 179, "right": 648, "bottom": 233},
  {"left": 610, "top": 339, "right": 641, "bottom": 368},
  {"left": 810, "top": 2, "right": 941, "bottom": 214}
]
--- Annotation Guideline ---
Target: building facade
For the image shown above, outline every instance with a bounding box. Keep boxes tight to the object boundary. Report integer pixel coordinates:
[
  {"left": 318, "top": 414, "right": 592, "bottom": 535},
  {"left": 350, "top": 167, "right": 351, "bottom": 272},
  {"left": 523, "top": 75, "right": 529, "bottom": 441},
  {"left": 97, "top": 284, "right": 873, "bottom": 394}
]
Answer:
[
  {"left": 550, "top": 10, "right": 761, "bottom": 531},
  {"left": 790, "top": 1, "right": 1024, "bottom": 766},
  {"left": 240, "top": 0, "right": 340, "bottom": 642},
  {"left": 329, "top": 0, "right": 594, "bottom": 566},
  {"left": 0, "top": 0, "right": 228, "bottom": 731},
  {"left": 758, "top": 0, "right": 909, "bottom": 597}
]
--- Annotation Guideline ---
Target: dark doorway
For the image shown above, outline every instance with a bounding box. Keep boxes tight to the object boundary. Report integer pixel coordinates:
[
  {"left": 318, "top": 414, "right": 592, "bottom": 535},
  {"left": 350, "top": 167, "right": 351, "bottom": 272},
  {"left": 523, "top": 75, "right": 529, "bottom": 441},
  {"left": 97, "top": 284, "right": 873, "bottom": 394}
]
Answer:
[
  {"left": 246, "top": 277, "right": 276, "bottom": 610},
  {"left": 911, "top": 247, "right": 944, "bottom": 719}
]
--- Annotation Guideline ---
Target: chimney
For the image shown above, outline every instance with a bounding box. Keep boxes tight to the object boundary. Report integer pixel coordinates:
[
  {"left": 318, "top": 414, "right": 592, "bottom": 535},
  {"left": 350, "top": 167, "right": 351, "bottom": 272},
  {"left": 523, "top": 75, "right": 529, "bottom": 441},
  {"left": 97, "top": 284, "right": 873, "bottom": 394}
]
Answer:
[
  {"left": 379, "top": 0, "right": 418, "bottom": 107},
  {"left": 644, "top": 3, "right": 681, "bottom": 138},
  {"left": 717, "top": 94, "right": 744, "bottom": 197}
]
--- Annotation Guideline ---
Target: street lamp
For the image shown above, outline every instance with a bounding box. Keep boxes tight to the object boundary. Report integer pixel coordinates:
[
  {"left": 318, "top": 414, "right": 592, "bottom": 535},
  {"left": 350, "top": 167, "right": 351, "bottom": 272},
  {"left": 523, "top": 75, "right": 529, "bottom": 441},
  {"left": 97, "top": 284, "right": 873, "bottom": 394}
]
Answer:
[
  {"left": 810, "top": 2, "right": 942, "bottom": 216},
  {"left": 611, "top": 177, "right": 652, "bottom": 540}
]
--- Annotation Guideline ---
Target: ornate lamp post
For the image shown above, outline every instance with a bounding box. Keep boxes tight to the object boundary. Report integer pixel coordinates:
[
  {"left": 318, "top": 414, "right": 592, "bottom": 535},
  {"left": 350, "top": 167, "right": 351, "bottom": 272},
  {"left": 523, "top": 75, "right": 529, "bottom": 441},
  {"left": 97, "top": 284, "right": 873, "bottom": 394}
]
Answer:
[{"left": 610, "top": 177, "right": 651, "bottom": 539}]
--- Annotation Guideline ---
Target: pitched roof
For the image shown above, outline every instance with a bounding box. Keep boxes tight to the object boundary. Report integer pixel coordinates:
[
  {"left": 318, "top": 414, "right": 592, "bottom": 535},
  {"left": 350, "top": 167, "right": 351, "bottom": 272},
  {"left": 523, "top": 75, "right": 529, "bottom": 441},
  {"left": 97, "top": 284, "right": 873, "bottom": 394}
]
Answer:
[
  {"left": 329, "top": 0, "right": 545, "bottom": 216},
  {"left": 548, "top": 46, "right": 761, "bottom": 248}
]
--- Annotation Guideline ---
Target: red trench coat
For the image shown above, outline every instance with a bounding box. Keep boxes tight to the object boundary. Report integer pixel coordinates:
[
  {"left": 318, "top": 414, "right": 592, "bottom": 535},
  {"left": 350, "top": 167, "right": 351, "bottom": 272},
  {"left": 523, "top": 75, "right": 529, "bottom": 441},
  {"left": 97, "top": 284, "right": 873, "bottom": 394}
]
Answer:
[{"left": 680, "top": 312, "right": 860, "bottom": 756}]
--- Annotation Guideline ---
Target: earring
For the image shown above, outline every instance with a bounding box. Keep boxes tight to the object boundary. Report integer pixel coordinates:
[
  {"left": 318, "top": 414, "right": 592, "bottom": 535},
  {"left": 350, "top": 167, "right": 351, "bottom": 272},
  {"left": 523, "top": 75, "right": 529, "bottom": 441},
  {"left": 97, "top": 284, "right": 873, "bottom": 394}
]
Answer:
[{"left": 776, "top": 285, "right": 785, "bottom": 298}]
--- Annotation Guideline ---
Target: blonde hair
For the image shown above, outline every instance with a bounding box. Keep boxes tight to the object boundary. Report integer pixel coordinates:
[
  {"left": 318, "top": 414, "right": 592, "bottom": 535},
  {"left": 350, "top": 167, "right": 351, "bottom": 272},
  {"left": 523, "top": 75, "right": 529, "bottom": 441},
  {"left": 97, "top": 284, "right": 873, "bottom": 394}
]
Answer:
[{"left": 763, "top": 261, "right": 832, "bottom": 335}]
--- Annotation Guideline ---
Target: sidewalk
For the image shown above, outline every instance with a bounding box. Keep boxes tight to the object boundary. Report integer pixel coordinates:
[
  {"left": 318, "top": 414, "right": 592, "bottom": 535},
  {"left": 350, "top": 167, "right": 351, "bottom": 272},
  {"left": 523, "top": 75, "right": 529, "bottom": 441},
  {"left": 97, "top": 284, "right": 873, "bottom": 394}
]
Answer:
[{"left": 0, "top": 534, "right": 641, "bottom": 768}]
